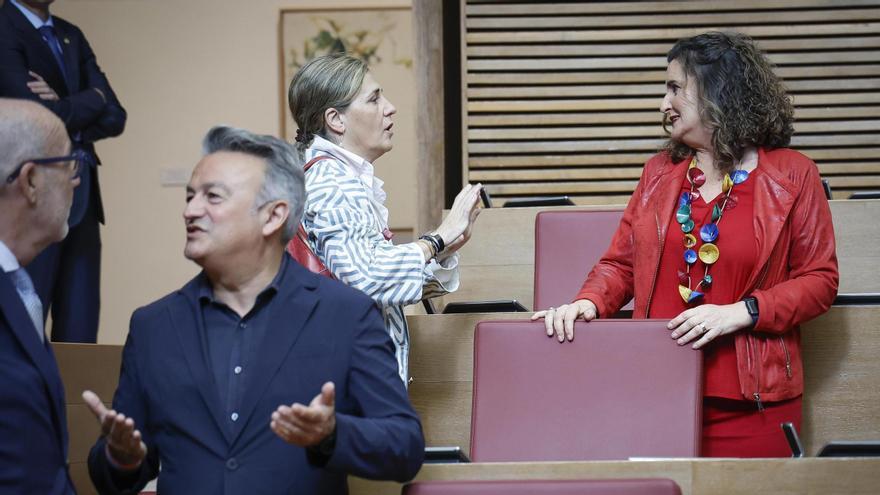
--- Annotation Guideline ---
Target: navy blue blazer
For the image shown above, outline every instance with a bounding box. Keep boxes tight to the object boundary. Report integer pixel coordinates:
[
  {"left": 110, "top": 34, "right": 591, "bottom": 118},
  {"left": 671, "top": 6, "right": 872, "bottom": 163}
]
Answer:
[
  {"left": 88, "top": 256, "right": 425, "bottom": 494},
  {"left": 0, "top": 1, "right": 126, "bottom": 225},
  {"left": 0, "top": 270, "right": 75, "bottom": 494}
]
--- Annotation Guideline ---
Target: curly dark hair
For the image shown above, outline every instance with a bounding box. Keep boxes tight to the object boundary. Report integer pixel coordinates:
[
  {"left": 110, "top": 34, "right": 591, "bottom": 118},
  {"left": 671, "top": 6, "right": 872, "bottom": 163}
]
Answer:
[{"left": 662, "top": 32, "right": 794, "bottom": 171}]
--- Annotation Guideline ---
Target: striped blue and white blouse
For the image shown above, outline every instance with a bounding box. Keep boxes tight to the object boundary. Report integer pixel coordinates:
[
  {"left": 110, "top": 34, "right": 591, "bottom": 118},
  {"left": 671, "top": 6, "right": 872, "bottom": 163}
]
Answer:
[{"left": 302, "top": 136, "right": 460, "bottom": 384}]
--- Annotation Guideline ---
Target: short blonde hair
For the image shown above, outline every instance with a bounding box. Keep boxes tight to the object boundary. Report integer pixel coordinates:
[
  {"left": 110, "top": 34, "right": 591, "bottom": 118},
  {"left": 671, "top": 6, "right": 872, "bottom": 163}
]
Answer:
[{"left": 287, "top": 53, "right": 368, "bottom": 155}]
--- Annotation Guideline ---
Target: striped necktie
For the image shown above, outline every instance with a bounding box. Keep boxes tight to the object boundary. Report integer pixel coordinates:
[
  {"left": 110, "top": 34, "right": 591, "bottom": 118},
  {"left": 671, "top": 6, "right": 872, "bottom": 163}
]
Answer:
[{"left": 7, "top": 268, "right": 45, "bottom": 343}]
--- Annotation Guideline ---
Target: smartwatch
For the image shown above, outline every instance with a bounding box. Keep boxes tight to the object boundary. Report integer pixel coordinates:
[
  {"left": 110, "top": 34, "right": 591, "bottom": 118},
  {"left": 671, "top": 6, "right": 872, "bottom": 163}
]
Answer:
[{"left": 742, "top": 296, "right": 759, "bottom": 327}]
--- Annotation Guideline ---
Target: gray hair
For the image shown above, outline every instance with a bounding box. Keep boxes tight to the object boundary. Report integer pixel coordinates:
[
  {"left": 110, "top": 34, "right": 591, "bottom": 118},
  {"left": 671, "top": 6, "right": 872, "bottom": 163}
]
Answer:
[
  {"left": 0, "top": 98, "right": 66, "bottom": 179},
  {"left": 287, "top": 53, "right": 368, "bottom": 155},
  {"left": 201, "top": 126, "right": 305, "bottom": 244}
]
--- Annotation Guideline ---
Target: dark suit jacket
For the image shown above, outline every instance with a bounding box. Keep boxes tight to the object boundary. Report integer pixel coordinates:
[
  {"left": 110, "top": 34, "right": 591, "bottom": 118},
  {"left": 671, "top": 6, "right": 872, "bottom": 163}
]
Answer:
[
  {"left": 0, "top": 0, "right": 126, "bottom": 225},
  {"left": 88, "top": 256, "right": 425, "bottom": 494},
  {"left": 0, "top": 270, "right": 75, "bottom": 494}
]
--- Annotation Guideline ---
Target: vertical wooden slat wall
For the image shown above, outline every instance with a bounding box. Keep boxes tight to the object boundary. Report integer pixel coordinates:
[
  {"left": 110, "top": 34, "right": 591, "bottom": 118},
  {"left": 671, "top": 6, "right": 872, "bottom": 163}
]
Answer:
[{"left": 462, "top": 0, "right": 880, "bottom": 204}]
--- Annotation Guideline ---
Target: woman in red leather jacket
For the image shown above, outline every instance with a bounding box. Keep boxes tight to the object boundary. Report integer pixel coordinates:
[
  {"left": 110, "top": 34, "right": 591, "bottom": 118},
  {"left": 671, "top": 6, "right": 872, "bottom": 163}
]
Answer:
[{"left": 533, "top": 32, "right": 838, "bottom": 457}]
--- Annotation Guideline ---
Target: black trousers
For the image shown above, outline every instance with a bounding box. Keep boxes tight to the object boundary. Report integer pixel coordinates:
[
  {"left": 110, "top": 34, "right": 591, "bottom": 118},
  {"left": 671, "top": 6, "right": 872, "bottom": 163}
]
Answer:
[{"left": 25, "top": 198, "right": 101, "bottom": 343}]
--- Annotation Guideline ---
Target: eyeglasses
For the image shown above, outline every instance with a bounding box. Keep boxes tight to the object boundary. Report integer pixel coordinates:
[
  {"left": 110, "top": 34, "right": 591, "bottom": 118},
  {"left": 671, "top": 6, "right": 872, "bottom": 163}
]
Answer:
[{"left": 6, "top": 150, "right": 85, "bottom": 184}]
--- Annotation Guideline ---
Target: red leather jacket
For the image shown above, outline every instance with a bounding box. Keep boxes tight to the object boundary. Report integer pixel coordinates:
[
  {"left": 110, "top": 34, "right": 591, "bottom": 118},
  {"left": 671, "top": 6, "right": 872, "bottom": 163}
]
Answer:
[{"left": 576, "top": 148, "right": 839, "bottom": 404}]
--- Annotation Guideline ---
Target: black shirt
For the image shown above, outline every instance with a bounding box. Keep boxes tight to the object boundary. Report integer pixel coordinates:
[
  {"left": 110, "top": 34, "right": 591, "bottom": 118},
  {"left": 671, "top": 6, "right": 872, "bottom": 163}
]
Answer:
[{"left": 197, "top": 257, "right": 286, "bottom": 434}]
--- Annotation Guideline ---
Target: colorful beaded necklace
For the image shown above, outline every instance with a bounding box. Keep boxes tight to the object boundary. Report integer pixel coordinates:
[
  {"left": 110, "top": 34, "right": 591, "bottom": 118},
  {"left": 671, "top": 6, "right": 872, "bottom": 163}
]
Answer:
[{"left": 675, "top": 158, "right": 750, "bottom": 303}]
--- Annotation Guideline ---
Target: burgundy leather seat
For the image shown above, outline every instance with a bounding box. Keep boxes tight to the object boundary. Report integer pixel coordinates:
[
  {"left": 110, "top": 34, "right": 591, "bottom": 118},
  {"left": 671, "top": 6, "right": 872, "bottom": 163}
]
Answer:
[
  {"left": 469, "top": 320, "right": 702, "bottom": 462},
  {"left": 534, "top": 209, "right": 633, "bottom": 312},
  {"left": 403, "top": 478, "right": 682, "bottom": 495}
]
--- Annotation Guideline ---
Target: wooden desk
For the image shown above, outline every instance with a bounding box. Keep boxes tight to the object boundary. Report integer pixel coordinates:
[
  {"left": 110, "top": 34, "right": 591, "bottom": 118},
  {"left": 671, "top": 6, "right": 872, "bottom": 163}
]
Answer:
[
  {"left": 54, "top": 306, "right": 879, "bottom": 494},
  {"left": 443, "top": 200, "right": 880, "bottom": 309},
  {"left": 350, "top": 458, "right": 880, "bottom": 495},
  {"left": 404, "top": 306, "right": 880, "bottom": 458}
]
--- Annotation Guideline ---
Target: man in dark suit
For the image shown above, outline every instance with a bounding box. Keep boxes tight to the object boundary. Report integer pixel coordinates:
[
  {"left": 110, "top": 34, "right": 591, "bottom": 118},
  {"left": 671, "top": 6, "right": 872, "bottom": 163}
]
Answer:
[
  {"left": 0, "top": 0, "right": 126, "bottom": 343},
  {"left": 0, "top": 98, "right": 80, "bottom": 494},
  {"left": 84, "top": 126, "right": 425, "bottom": 494}
]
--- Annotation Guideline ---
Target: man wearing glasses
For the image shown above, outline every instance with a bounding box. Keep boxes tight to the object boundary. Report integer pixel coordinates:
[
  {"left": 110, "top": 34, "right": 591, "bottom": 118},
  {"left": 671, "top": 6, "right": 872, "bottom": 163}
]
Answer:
[
  {"left": 0, "top": 98, "right": 80, "bottom": 494},
  {"left": 0, "top": 0, "right": 126, "bottom": 343}
]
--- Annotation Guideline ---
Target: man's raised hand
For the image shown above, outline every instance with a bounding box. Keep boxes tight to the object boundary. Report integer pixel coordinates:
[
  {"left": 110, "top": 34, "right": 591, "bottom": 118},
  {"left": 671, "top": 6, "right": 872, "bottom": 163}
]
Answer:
[
  {"left": 82, "top": 390, "right": 146, "bottom": 469},
  {"left": 271, "top": 382, "right": 336, "bottom": 447}
]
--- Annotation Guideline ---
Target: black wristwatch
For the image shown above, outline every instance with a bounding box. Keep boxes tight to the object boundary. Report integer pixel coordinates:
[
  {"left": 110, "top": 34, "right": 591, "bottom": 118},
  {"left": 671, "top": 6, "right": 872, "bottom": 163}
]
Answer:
[
  {"left": 742, "top": 296, "right": 759, "bottom": 327},
  {"left": 418, "top": 233, "right": 445, "bottom": 256}
]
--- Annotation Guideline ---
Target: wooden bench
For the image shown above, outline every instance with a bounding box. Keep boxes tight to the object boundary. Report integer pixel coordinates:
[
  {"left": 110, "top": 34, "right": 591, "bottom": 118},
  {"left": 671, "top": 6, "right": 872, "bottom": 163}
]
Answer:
[
  {"left": 404, "top": 306, "right": 880, "bottom": 457},
  {"left": 54, "top": 304, "right": 880, "bottom": 494},
  {"left": 352, "top": 457, "right": 880, "bottom": 495},
  {"left": 438, "top": 200, "right": 880, "bottom": 310}
]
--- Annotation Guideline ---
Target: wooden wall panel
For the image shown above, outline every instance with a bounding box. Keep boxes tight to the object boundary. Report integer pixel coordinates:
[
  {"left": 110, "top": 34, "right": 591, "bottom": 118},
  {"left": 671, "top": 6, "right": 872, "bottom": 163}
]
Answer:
[
  {"left": 414, "top": 0, "right": 446, "bottom": 233},
  {"left": 462, "top": 0, "right": 880, "bottom": 204}
]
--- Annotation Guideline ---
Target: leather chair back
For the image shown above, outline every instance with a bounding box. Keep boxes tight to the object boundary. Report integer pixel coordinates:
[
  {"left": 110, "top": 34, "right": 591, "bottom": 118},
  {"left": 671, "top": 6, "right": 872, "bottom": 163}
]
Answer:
[
  {"left": 534, "top": 209, "right": 633, "bottom": 312},
  {"left": 469, "top": 320, "right": 702, "bottom": 462},
  {"left": 403, "top": 479, "right": 682, "bottom": 495}
]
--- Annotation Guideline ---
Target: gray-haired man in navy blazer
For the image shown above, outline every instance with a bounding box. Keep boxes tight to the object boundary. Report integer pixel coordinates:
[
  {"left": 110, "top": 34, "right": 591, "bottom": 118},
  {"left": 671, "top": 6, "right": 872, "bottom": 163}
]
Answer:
[
  {"left": 0, "top": 98, "right": 80, "bottom": 494},
  {"left": 84, "top": 127, "right": 424, "bottom": 494}
]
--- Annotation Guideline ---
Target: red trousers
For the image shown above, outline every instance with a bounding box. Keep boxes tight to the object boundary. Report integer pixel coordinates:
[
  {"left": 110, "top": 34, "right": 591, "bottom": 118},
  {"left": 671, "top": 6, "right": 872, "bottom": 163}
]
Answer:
[{"left": 701, "top": 396, "right": 803, "bottom": 458}]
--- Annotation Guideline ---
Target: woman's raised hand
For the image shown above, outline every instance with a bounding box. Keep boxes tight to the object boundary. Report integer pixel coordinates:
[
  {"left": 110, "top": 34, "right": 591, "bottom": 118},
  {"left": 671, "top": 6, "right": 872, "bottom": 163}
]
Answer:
[
  {"left": 436, "top": 183, "right": 483, "bottom": 254},
  {"left": 531, "top": 299, "right": 598, "bottom": 342}
]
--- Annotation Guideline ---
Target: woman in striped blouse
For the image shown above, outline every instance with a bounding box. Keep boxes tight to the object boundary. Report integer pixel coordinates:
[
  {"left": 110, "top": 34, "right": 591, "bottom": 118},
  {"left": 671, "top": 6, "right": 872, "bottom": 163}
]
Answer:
[{"left": 288, "top": 53, "right": 482, "bottom": 384}]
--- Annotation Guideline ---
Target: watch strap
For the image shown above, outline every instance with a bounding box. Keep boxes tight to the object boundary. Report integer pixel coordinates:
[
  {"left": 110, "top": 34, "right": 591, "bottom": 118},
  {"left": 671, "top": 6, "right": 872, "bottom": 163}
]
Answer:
[
  {"left": 742, "top": 296, "right": 759, "bottom": 326},
  {"left": 418, "top": 233, "right": 445, "bottom": 256}
]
